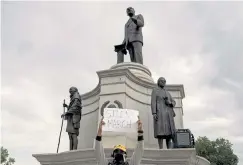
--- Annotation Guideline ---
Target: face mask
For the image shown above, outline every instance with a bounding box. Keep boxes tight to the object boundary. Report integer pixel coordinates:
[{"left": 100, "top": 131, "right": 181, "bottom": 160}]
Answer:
[
  {"left": 113, "top": 149, "right": 126, "bottom": 163},
  {"left": 114, "top": 153, "right": 124, "bottom": 162}
]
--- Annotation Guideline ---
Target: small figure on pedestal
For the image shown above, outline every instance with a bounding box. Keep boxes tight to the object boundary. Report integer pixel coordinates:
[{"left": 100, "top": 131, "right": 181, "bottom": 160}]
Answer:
[
  {"left": 151, "top": 77, "right": 176, "bottom": 149},
  {"left": 62, "top": 87, "right": 82, "bottom": 150}
]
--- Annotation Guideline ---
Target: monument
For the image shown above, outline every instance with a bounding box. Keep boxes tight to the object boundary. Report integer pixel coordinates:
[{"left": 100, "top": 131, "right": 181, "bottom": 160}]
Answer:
[{"left": 32, "top": 7, "right": 210, "bottom": 165}]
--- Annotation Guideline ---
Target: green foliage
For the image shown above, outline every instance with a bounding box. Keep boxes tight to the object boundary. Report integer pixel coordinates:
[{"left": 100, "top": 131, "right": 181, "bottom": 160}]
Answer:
[
  {"left": 195, "top": 136, "right": 238, "bottom": 165},
  {"left": 1, "top": 147, "right": 15, "bottom": 165}
]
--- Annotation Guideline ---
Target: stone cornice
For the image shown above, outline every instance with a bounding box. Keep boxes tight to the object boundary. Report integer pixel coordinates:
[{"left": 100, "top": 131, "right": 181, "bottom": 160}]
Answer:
[
  {"left": 98, "top": 68, "right": 155, "bottom": 88},
  {"left": 110, "top": 62, "right": 152, "bottom": 76},
  {"left": 81, "top": 67, "right": 185, "bottom": 100},
  {"left": 98, "top": 68, "right": 185, "bottom": 98}
]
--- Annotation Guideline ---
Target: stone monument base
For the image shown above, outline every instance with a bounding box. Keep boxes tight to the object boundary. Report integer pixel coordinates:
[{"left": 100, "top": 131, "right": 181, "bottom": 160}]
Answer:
[
  {"left": 33, "top": 147, "right": 210, "bottom": 165},
  {"left": 32, "top": 62, "right": 210, "bottom": 165},
  {"left": 78, "top": 62, "right": 185, "bottom": 149}
]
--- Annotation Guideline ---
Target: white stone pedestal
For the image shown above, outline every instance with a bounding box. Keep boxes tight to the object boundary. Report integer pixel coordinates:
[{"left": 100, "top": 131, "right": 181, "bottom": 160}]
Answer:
[
  {"left": 32, "top": 62, "right": 210, "bottom": 165},
  {"left": 77, "top": 62, "right": 185, "bottom": 149}
]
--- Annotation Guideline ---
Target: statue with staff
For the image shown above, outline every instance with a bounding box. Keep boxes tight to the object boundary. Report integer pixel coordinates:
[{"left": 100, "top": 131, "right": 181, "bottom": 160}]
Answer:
[{"left": 57, "top": 87, "right": 82, "bottom": 152}]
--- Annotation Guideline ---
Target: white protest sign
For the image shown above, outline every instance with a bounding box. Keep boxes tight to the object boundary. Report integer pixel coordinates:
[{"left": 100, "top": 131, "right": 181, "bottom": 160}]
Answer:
[{"left": 103, "top": 108, "right": 139, "bottom": 133}]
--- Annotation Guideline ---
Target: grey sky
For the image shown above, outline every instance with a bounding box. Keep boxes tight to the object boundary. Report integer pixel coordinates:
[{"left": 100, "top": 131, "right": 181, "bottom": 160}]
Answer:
[{"left": 1, "top": 1, "right": 243, "bottom": 165}]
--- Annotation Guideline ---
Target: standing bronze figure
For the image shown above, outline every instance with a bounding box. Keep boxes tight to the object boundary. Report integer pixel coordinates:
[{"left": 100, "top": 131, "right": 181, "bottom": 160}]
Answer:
[
  {"left": 123, "top": 7, "right": 144, "bottom": 64},
  {"left": 62, "top": 87, "right": 82, "bottom": 150},
  {"left": 114, "top": 7, "right": 144, "bottom": 64},
  {"left": 151, "top": 77, "right": 176, "bottom": 149}
]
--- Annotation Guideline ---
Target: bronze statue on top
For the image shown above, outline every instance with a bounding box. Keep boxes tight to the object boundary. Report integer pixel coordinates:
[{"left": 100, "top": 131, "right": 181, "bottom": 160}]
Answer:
[
  {"left": 114, "top": 7, "right": 144, "bottom": 64},
  {"left": 151, "top": 77, "right": 176, "bottom": 149},
  {"left": 62, "top": 87, "right": 82, "bottom": 150}
]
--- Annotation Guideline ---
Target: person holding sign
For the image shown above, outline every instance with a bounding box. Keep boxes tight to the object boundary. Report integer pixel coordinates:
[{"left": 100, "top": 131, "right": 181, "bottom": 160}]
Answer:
[
  {"left": 95, "top": 116, "right": 144, "bottom": 165},
  {"left": 102, "top": 108, "right": 139, "bottom": 133}
]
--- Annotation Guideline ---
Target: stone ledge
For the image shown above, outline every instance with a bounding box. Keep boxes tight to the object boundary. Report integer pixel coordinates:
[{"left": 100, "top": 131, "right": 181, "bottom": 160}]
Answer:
[
  {"left": 33, "top": 148, "right": 198, "bottom": 165},
  {"left": 110, "top": 62, "right": 152, "bottom": 76},
  {"left": 32, "top": 148, "right": 95, "bottom": 164}
]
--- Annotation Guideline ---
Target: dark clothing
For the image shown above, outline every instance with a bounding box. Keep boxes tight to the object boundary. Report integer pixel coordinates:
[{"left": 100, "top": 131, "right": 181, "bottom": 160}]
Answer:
[
  {"left": 95, "top": 134, "right": 144, "bottom": 165},
  {"left": 114, "top": 44, "right": 127, "bottom": 64},
  {"left": 127, "top": 42, "right": 143, "bottom": 64},
  {"left": 65, "top": 92, "right": 82, "bottom": 135},
  {"left": 108, "top": 161, "right": 129, "bottom": 165},
  {"left": 124, "top": 14, "right": 144, "bottom": 44},
  {"left": 151, "top": 87, "right": 176, "bottom": 138},
  {"left": 68, "top": 133, "right": 78, "bottom": 150},
  {"left": 123, "top": 14, "right": 144, "bottom": 64}
]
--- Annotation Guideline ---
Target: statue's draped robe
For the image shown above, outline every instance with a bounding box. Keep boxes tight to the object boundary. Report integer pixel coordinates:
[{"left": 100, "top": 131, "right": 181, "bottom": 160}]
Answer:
[
  {"left": 65, "top": 92, "right": 82, "bottom": 135},
  {"left": 151, "top": 87, "right": 176, "bottom": 138}
]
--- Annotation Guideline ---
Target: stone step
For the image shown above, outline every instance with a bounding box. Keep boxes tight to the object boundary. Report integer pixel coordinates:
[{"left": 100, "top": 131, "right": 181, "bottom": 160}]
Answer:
[{"left": 33, "top": 148, "right": 210, "bottom": 165}]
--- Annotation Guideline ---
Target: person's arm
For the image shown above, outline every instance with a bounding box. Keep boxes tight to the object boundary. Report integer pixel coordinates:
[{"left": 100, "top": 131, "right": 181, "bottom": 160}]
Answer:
[
  {"left": 129, "top": 117, "right": 144, "bottom": 165},
  {"left": 95, "top": 117, "right": 107, "bottom": 165},
  {"left": 131, "top": 14, "right": 144, "bottom": 27}
]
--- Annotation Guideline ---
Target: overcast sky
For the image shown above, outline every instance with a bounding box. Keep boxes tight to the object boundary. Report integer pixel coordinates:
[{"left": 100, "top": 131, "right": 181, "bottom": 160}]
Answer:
[{"left": 1, "top": 1, "right": 243, "bottom": 165}]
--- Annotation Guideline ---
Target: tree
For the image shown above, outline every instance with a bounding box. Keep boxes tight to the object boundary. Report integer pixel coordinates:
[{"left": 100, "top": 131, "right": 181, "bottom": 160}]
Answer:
[
  {"left": 195, "top": 136, "right": 238, "bottom": 165},
  {"left": 1, "top": 147, "right": 15, "bottom": 165}
]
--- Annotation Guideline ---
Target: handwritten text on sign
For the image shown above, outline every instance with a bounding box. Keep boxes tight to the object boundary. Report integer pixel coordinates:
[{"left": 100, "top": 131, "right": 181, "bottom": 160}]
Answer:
[{"left": 103, "top": 108, "right": 139, "bottom": 133}]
